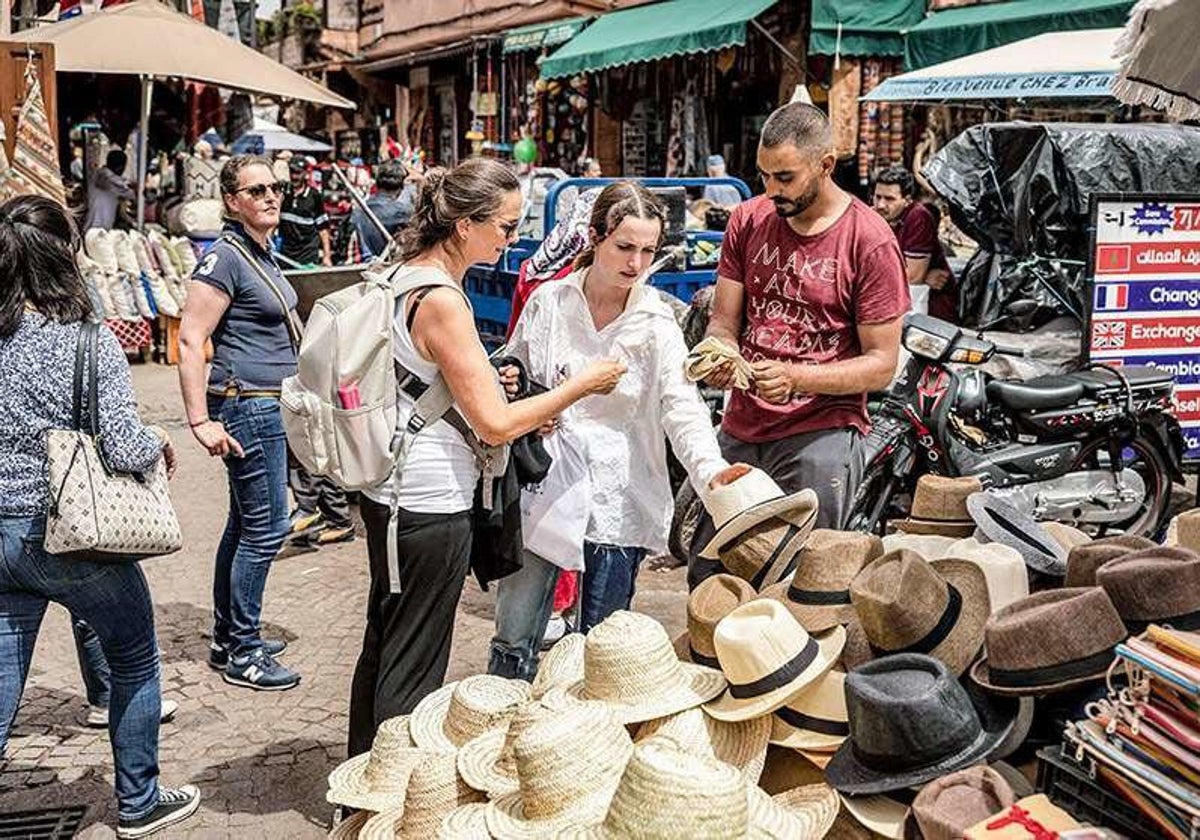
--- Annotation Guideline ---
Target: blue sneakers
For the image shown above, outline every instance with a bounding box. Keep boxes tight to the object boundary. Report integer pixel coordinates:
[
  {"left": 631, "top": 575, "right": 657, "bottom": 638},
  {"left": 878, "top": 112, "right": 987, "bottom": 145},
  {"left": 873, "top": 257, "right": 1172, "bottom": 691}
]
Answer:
[
  {"left": 222, "top": 648, "right": 300, "bottom": 691},
  {"left": 208, "top": 638, "right": 287, "bottom": 671}
]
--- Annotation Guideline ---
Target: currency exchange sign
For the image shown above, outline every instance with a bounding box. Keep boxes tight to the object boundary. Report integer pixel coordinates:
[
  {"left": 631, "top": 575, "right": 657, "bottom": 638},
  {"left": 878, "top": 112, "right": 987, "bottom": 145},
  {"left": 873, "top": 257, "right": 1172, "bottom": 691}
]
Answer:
[{"left": 1088, "top": 195, "right": 1200, "bottom": 462}]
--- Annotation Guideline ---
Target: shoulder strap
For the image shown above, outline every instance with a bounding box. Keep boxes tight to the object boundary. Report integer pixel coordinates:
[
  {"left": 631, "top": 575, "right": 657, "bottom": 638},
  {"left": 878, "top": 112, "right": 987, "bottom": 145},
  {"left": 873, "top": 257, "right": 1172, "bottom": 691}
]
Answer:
[
  {"left": 70, "top": 322, "right": 101, "bottom": 437},
  {"left": 404, "top": 286, "right": 436, "bottom": 332},
  {"left": 71, "top": 322, "right": 87, "bottom": 431},
  {"left": 220, "top": 234, "right": 302, "bottom": 352}
]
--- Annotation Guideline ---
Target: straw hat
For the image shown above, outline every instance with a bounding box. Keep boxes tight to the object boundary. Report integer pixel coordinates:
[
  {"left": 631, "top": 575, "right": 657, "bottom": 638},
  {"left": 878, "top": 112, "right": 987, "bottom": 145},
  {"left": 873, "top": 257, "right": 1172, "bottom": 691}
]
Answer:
[
  {"left": 839, "top": 794, "right": 910, "bottom": 840},
  {"left": 848, "top": 549, "right": 990, "bottom": 676},
  {"left": 1175, "top": 508, "right": 1200, "bottom": 553},
  {"left": 1041, "top": 522, "right": 1092, "bottom": 552},
  {"left": 1064, "top": 534, "right": 1155, "bottom": 587},
  {"left": 326, "top": 716, "right": 426, "bottom": 812},
  {"left": 881, "top": 533, "right": 955, "bottom": 560},
  {"left": 944, "top": 537, "right": 1029, "bottom": 614},
  {"left": 760, "top": 530, "right": 884, "bottom": 633},
  {"left": 704, "top": 599, "right": 845, "bottom": 722},
  {"left": 699, "top": 466, "right": 817, "bottom": 560},
  {"left": 769, "top": 669, "right": 848, "bottom": 753},
  {"left": 966, "top": 494, "right": 1067, "bottom": 576},
  {"left": 457, "top": 693, "right": 571, "bottom": 798},
  {"left": 970, "top": 588, "right": 1127, "bottom": 696},
  {"left": 358, "top": 752, "right": 485, "bottom": 840},
  {"left": 636, "top": 705, "right": 771, "bottom": 783},
  {"left": 673, "top": 574, "right": 756, "bottom": 666},
  {"left": 749, "top": 783, "right": 840, "bottom": 840},
  {"left": 328, "top": 810, "right": 370, "bottom": 840},
  {"left": 1096, "top": 546, "right": 1200, "bottom": 633},
  {"left": 437, "top": 804, "right": 490, "bottom": 840},
  {"left": 910, "top": 765, "right": 1016, "bottom": 840},
  {"left": 530, "top": 633, "right": 584, "bottom": 699},
  {"left": 890, "top": 476, "right": 981, "bottom": 537},
  {"left": 565, "top": 610, "right": 726, "bottom": 724},
  {"left": 410, "top": 675, "right": 531, "bottom": 752},
  {"left": 485, "top": 701, "right": 633, "bottom": 839}
]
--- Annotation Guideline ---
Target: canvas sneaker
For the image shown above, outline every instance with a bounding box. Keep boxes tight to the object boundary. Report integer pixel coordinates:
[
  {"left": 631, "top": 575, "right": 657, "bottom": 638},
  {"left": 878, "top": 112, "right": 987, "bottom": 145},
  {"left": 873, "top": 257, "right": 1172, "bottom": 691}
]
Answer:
[
  {"left": 116, "top": 785, "right": 200, "bottom": 838},
  {"left": 86, "top": 698, "right": 178, "bottom": 729},
  {"left": 208, "top": 638, "right": 287, "bottom": 671},
  {"left": 223, "top": 648, "right": 300, "bottom": 691},
  {"left": 314, "top": 524, "right": 356, "bottom": 545}
]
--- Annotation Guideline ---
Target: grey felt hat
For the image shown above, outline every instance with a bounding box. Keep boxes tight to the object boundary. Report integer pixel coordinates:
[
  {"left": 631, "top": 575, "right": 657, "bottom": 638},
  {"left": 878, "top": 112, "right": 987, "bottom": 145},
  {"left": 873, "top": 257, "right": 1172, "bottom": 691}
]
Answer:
[{"left": 966, "top": 493, "right": 1067, "bottom": 576}]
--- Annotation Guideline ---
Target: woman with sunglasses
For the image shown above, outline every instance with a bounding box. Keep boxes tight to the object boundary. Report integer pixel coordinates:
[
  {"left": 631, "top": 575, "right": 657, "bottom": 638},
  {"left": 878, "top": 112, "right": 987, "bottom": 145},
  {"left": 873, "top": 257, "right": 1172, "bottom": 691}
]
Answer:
[
  {"left": 178, "top": 155, "right": 300, "bottom": 692},
  {"left": 348, "top": 157, "right": 626, "bottom": 756}
]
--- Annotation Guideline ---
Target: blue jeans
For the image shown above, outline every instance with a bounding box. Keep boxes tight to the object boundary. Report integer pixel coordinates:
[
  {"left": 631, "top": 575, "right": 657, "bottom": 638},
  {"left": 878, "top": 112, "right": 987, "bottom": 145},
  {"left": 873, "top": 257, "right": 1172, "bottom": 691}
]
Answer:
[
  {"left": 73, "top": 617, "right": 111, "bottom": 707},
  {"left": 0, "top": 515, "right": 162, "bottom": 820},
  {"left": 488, "top": 542, "right": 645, "bottom": 680},
  {"left": 208, "top": 395, "right": 290, "bottom": 657}
]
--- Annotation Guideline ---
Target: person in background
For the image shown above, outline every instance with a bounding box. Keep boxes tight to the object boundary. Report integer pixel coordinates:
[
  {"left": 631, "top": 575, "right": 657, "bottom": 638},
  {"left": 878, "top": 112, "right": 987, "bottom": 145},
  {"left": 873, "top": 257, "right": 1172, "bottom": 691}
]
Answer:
[
  {"left": 351, "top": 159, "right": 418, "bottom": 261},
  {"left": 69, "top": 146, "right": 85, "bottom": 182},
  {"left": 287, "top": 464, "right": 355, "bottom": 546},
  {"left": 73, "top": 618, "right": 179, "bottom": 729},
  {"left": 689, "top": 103, "right": 909, "bottom": 590},
  {"left": 278, "top": 159, "right": 332, "bottom": 267},
  {"left": 0, "top": 194, "right": 199, "bottom": 838},
  {"left": 702, "top": 154, "right": 744, "bottom": 208},
  {"left": 557, "top": 156, "right": 603, "bottom": 222},
  {"left": 177, "top": 155, "right": 300, "bottom": 692},
  {"left": 83, "top": 149, "right": 135, "bottom": 230},
  {"left": 579, "top": 157, "right": 602, "bottom": 179},
  {"left": 872, "top": 164, "right": 957, "bottom": 322},
  {"left": 348, "top": 158, "right": 625, "bottom": 756}
]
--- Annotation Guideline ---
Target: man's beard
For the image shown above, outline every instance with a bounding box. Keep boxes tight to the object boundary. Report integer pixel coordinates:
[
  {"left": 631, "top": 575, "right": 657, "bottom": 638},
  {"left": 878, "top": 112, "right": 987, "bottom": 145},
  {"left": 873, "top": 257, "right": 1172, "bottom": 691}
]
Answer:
[{"left": 772, "top": 182, "right": 820, "bottom": 218}]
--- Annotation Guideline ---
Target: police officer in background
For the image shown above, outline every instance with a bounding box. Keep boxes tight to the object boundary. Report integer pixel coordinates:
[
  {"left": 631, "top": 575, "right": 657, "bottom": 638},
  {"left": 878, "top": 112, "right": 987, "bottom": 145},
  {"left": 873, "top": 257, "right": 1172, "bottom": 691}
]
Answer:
[{"left": 279, "top": 159, "right": 332, "bottom": 267}]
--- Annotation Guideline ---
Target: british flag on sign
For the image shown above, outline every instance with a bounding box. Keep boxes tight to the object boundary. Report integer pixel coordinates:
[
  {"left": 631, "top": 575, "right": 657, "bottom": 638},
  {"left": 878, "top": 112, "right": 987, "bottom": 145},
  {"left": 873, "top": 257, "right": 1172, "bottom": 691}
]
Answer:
[{"left": 1092, "top": 320, "right": 1127, "bottom": 350}]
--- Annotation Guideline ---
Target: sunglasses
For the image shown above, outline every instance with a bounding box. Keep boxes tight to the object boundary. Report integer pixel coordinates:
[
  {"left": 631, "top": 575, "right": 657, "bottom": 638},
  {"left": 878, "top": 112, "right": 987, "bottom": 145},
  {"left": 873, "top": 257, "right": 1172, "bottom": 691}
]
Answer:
[{"left": 236, "top": 181, "right": 288, "bottom": 200}]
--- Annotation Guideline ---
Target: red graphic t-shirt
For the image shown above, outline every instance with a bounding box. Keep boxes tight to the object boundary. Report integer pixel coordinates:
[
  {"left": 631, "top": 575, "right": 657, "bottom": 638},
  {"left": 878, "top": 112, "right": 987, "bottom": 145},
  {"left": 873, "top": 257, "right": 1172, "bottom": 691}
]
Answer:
[{"left": 717, "top": 195, "right": 910, "bottom": 443}]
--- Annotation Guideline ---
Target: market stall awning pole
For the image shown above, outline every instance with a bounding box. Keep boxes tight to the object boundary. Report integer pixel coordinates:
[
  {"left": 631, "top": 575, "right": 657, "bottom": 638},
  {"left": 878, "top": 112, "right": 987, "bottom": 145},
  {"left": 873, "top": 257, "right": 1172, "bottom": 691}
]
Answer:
[{"left": 136, "top": 74, "right": 152, "bottom": 229}]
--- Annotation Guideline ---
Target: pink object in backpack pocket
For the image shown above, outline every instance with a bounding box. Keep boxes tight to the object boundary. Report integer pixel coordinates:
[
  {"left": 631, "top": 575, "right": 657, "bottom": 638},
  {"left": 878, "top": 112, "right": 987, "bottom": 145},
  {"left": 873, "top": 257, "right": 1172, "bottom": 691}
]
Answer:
[{"left": 337, "top": 382, "right": 362, "bottom": 410}]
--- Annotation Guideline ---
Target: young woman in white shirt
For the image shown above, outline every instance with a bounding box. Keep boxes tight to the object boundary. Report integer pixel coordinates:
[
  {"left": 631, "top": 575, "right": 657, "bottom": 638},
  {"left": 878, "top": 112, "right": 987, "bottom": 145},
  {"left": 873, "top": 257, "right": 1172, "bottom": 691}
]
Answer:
[{"left": 489, "top": 181, "right": 745, "bottom": 680}]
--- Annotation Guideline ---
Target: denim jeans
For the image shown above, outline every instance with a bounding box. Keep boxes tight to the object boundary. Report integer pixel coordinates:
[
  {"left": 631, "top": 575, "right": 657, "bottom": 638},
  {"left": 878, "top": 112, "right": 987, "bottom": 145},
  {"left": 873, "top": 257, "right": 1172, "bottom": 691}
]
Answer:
[
  {"left": 578, "top": 543, "right": 647, "bottom": 633},
  {"left": 73, "top": 617, "right": 111, "bottom": 707},
  {"left": 208, "top": 395, "right": 290, "bottom": 657},
  {"left": 0, "top": 515, "right": 162, "bottom": 820}
]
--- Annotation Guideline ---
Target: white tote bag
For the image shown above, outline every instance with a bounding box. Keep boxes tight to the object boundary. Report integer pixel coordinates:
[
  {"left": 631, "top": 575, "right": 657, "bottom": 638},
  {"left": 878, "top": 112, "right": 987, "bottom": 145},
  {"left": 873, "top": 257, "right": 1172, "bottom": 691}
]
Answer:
[{"left": 520, "top": 426, "right": 590, "bottom": 571}]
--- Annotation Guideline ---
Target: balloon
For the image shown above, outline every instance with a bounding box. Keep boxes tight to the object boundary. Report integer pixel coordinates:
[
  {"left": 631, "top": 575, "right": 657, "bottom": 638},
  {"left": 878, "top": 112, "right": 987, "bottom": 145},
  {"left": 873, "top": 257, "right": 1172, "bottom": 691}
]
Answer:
[{"left": 513, "top": 137, "right": 538, "bottom": 164}]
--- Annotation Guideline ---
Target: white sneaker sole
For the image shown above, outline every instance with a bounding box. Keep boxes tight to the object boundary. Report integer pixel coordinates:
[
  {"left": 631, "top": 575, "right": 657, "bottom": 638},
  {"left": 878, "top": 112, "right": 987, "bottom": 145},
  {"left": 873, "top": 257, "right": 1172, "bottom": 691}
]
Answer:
[
  {"left": 117, "top": 791, "right": 201, "bottom": 838},
  {"left": 221, "top": 672, "right": 300, "bottom": 691}
]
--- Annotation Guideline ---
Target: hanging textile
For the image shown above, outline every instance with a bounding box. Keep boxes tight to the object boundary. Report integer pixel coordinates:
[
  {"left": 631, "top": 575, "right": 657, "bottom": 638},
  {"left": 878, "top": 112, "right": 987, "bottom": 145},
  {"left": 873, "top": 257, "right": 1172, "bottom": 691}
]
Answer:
[
  {"left": 11, "top": 64, "right": 66, "bottom": 205},
  {"left": 888, "top": 102, "right": 905, "bottom": 164},
  {"left": 0, "top": 122, "right": 33, "bottom": 203},
  {"left": 857, "top": 59, "right": 883, "bottom": 185},
  {"left": 858, "top": 58, "right": 907, "bottom": 183},
  {"left": 665, "top": 91, "right": 685, "bottom": 177},
  {"left": 829, "top": 58, "right": 861, "bottom": 160}
]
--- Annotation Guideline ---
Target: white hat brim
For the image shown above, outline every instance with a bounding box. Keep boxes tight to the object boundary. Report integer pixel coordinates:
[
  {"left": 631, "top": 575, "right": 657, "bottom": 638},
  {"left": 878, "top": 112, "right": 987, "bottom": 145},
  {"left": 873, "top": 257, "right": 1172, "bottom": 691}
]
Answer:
[{"left": 700, "top": 489, "right": 819, "bottom": 560}]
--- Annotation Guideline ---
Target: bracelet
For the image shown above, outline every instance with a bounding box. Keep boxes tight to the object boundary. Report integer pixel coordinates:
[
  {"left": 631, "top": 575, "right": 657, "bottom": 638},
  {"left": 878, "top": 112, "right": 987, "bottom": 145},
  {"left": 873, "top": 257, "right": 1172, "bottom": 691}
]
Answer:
[{"left": 189, "top": 418, "right": 211, "bottom": 428}]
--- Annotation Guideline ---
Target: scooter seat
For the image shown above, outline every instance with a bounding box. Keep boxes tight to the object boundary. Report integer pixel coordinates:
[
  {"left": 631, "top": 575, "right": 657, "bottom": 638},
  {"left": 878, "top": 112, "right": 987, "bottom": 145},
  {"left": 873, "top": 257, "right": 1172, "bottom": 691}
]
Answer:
[{"left": 986, "top": 377, "right": 1085, "bottom": 411}]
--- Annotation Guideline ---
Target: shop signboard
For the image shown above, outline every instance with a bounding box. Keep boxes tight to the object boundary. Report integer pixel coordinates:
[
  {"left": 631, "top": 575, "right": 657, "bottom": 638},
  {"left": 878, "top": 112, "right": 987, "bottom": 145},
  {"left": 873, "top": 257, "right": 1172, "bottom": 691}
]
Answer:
[{"left": 1087, "top": 194, "right": 1200, "bottom": 463}]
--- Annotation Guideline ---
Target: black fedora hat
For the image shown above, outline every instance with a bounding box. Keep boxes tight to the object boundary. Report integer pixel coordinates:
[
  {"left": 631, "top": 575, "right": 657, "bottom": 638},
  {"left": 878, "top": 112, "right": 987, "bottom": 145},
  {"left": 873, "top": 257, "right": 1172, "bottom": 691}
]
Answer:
[{"left": 825, "top": 654, "right": 1019, "bottom": 796}]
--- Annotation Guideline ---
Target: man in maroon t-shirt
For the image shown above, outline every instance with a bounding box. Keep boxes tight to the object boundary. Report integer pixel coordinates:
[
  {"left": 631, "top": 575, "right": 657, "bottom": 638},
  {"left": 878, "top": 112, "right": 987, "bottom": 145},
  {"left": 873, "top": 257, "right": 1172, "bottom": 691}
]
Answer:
[
  {"left": 872, "top": 164, "right": 957, "bottom": 322},
  {"left": 688, "top": 103, "right": 910, "bottom": 589}
]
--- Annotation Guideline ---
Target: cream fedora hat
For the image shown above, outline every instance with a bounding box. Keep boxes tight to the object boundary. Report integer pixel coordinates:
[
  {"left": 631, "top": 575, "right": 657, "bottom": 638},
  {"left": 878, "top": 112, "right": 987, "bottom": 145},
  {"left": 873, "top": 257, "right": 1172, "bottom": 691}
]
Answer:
[
  {"left": 944, "top": 537, "right": 1029, "bottom": 614},
  {"left": 769, "top": 669, "right": 849, "bottom": 753},
  {"left": 326, "top": 716, "right": 426, "bottom": 812},
  {"left": 699, "top": 468, "right": 818, "bottom": 560},
  {"left": 881, "top": 533, "right": 956, "bottom": 560},
  {"left": 636, "top": 705, "right": 771, "bottom": 783},
  {"left": 565, "top": 610, "right": 726, "bottom": 724},
  {"left": 410, "top": 675, "right": 531, "bottom": 752},
  {"left": 704, "top": 599, "right": 845, "bottom": 722}
]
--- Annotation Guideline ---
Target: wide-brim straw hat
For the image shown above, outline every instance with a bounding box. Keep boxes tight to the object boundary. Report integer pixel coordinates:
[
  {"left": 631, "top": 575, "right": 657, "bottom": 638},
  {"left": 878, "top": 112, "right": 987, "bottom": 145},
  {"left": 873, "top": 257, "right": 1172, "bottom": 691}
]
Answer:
[
  {"left": 565, "top": 610, "right": 726, "bottom": 725},
  {"left": 944, "top": 537, "right": 1029, "bottom": 614},
  {"left": 699, "top": 467, "right": 818, "bottom": 561},
  {"left": 636, "top": 705, "right": 771, "bottom": 783},
  {"left": 358, "top": 752, "right": 485, "bottom": 839},
  {"left": 328, "top": 810, "right": 371, "bottom": 840},
  {"left": 881, "top": 533, "right": 956, "bottom": 560},
  {"left": 438, "top": 804, "right": 490, "bottom": 840},
  {"left": 1096, "top": 545, "right": 1200, "bottom": 633},
  {"left": 326, "top": 716, "right": 424, "bottom": 812},
  {"left": 760, "top": 530, "right": 884, "bottom": 633},
  {"left": 457, "top": 691, "right": 574, "bottom": 798},
  {"left": 410, "top": 675, "right": 531, "bottom": 752},
  {"left": 966, "top": 493, "right": 1067, "bottom": 576},
  {"left": 970, "top": 587, "right": 1128, "bottom": 696},
  {"left": 890, "top": 475, "right": 981, "bottom": 538},
  {"left": 704, "top": 599, "right": 845, "bottom": 722},
  {"left": 1064, "top": 534, "right": 1155, "bottom": 588},
  {"left": 530, "top": 633, "right": 584, "bottom": 699},
  {"left": 769, "top": 669, "right": 848, "bottom": 753},
  {"left": 485, "top": 701, "right": 633, "bottom": 839},
  {"left": 849, "top": 550, "right": 990, "bottom": 677},
  {"left": 673, "top": 574, "right": 756, "bottom": 667}
]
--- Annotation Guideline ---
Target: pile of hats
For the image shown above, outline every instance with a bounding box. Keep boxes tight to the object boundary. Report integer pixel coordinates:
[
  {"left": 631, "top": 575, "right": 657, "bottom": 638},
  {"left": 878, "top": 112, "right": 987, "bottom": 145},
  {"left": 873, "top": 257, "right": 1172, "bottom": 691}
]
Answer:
[
  {"left": 80, "top": 227, "right": 196, "bottom": 322},
  {"left": 325, "top": 610, "right": 840, "bottom": 840}
]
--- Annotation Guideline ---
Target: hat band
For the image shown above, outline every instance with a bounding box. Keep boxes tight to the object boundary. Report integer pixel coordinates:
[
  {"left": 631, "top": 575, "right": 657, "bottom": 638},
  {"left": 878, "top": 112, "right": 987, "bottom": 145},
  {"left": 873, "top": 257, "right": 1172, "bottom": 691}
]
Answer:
[
  {"left": 979, "top": 508, "right": 1058, "bottom": 557},
  {"left": 868, "top": 585, "right": 962, "bottom": 657},
  {"left": 727, "top": 635, "right": 819, "bottom": 700},
  {"left": 787, "top": 586, "right": 851, "bottom": 606},
  {"left": 749, "top": 523, "right": 802, "bottom": 590},
  {"left": 690, "top": 646, "right": 720, "bottom": 668},
  {"left": 1124, "top": 608, "right": 1200, "bottom": 635},
  {"left": 987, "top": 646, "right": 1117, "bottom": 689},
  {"left": 774, "top": 704, "right": 849, "bottom": 737}
]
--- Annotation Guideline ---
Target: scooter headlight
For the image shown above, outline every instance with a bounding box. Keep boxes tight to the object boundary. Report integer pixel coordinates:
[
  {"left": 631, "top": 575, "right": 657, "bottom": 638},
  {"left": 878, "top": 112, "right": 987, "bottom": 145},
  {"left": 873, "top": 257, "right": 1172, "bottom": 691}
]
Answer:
[{"left": 903, "top": 326, "right": 952, "bottom": 360}]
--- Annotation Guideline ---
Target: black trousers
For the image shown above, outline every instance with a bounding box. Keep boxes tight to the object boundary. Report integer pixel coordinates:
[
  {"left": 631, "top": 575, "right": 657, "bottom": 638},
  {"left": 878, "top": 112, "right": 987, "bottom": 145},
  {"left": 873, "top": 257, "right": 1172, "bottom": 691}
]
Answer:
[
  {"left": 288, "top": 462, "right": 353, "bottom": 528},
  {"left": 348, "top": 497, "right": 473, "bottom": 757}
]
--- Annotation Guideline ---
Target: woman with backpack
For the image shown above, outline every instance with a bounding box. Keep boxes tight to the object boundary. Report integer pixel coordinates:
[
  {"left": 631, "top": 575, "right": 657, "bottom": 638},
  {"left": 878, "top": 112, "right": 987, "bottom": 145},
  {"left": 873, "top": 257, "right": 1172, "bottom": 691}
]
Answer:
[
  {"left": 488, "top": 181, "right": 746, "bottom": 681},
  {"left": 348, "top": 157, "right": 626, "bottom": 756}
]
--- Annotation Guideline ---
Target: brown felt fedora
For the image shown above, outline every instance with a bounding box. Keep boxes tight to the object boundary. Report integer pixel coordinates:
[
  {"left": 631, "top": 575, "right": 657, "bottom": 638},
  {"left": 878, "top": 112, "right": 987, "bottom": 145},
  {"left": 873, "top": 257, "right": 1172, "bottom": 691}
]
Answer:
[
  {"left": 970, "top": 587, "right": 1127, "bottom": 696},
  {"left": 891, "top": 476, "right": 981, "bottom": 538},
  {"left": 911, "top": 765, "right": 1016, "bottom": 840},
  {"left": 760, "top": 529, "right": 884, "bottom": 633},
  {"left": 673, "top": 574, "right": 755, "bottom": 667},
  {"left": 1064, "top": 534, "right": 1155, "bottom": 588},
  {"left": 848, "top": 549, "right": 990, "bottom": 676},
  {"left": 1096, "top": 546, "right": 1200, "bottom": 633}
]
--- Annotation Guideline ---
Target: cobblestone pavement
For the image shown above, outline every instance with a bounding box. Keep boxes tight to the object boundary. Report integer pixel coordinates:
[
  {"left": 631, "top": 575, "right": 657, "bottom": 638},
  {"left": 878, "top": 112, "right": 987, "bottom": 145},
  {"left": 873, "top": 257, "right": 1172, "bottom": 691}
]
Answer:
[{"left": 0, "top": 362, "right": 692, "bottom": 838}]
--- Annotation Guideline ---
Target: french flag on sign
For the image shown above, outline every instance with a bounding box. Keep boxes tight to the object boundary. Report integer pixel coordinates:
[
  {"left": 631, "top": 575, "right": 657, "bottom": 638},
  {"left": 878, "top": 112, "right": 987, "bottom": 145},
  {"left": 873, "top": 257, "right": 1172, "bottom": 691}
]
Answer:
[{"left": 1095, "top": 284, "right": 1129, "bottom": 311}]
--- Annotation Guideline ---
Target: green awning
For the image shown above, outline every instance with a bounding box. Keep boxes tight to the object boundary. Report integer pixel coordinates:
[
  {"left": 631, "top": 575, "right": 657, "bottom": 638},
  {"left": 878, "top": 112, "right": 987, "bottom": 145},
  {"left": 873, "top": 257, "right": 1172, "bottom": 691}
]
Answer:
[
  {"left": 538, "top": 0, "right": 778, "bottom": 79},
  {"left": 502, "top": 17, "right": 590, "bottom": 54},
  {"left": 808, "top": 0, "right": 925, "bottom": 58},
  {"left": 904, "top": 0, "right": 1134, "bottom": 70}
]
